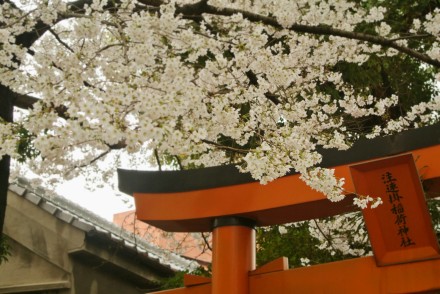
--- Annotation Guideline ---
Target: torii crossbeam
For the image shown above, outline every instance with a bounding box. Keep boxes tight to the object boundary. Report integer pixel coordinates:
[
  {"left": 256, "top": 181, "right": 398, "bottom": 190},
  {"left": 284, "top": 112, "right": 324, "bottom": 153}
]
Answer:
[{"left": 119, "top": 123, "right": 440, "bottom": 294}]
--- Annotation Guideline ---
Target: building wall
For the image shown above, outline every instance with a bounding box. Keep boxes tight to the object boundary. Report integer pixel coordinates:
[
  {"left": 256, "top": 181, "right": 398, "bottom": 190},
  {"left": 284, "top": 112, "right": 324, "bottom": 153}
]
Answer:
[
  {"left": 0, "top": 189, "right": 168, "bottom": 294},
  {"left": 71, "top": 261, "right": 146, "bottom": 294}
]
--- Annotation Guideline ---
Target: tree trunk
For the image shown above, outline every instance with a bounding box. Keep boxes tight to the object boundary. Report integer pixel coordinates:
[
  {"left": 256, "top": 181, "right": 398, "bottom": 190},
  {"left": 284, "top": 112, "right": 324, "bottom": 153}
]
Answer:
[{"left": 0, "top": 85, "right": 13, "bottom": 236}]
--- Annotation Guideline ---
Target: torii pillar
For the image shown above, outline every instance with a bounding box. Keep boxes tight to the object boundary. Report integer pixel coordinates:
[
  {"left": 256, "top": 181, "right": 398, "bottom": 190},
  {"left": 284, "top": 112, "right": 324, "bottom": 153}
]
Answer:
[
  {"left": 211, "top": 217, "right": 255, "bottom": 294},
  {"left": 118, "top": 123, "right": 440, "bottom": 294}
]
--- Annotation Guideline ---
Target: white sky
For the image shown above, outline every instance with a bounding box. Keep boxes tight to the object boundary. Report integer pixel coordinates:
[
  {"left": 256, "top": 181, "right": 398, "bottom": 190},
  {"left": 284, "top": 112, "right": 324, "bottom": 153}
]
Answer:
[{"left": 55, "top": 177, "right": 135, "bottom": 220}]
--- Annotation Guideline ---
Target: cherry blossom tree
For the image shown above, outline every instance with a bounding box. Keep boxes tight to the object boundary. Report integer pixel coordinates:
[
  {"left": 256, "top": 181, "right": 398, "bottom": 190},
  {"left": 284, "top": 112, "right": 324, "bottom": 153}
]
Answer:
[{"left": 1, "top": 0, "right": 440, "bottom": 240}]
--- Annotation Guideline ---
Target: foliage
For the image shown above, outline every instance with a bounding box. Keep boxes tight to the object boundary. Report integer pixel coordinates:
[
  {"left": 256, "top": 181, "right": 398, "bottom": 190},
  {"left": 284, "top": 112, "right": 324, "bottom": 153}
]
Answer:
[
  {"left": 256, "top": 221, "right": 347, "bottom": 268},
  {"left": 335, "top": 54, "right": 438, "bottom": 136},
  {"left": 160, "top": 271, "right": 187, "bottom": 290},
  {"left": 0, "top": 0, "right": 438, "bottom": 210},
  {"left": 256, "top": 212, "right": 370, "bottom": 269},
  {"left": 0, "top": 234, "right": 11, "bottom": 265},
  {"left": 160, "top": 266, "right": 211, "bottom": 290},
  {"left": 428, "top": 197, "right": 440, "bottom": 232},
  {"left": 15, "top": 129, "right": 38, "bottom": 163}
]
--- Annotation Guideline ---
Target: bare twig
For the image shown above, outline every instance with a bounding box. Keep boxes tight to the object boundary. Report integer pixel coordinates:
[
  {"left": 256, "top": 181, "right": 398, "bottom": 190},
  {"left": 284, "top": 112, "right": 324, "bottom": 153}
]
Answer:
[
  {"left": 201, "top": 139, "right": 249, "bottom": 154},
  {"left": 12, "top": 92, "right": 40, "bottom": 110},
  {"left": 68, "top": 148, "right": 112, "bottom": 171},
  {"left": 49, "top": 28, "right": 74, "bottom": 53},
  {"left": 201, "top": 232, "right": 212, "bottom": 251},
  {"left": 174, "top": 155, "right": 183, "bottom": 170},
  {"left": 154, "top": 148, "right": 162, "bottom": 171},
  {"left": 312, "top": 219, "right": 338, "bottom": 253}
]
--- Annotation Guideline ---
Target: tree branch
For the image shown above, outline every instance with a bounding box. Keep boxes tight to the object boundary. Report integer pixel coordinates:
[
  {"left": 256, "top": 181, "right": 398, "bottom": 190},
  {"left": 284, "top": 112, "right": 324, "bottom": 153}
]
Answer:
[
  {"left": 12, "top": 92, "right": 40, "bottom": 110},
  {"left": 389, "top": 33, "right": 433, "bottom": 42},
  {"left": 0, "top": 85, "right": 13, "bottom": 237},
  {"left": 69, "top": 148, "right": 111, "bottom": 170},
  {"left": 201, "top": 139, "right": 249, "bottom": 154},
  {"left": 48, "top": 28, "right": 74, "bottom": 53},
  {"left": 154, "top": 149, "right": 162, "bottom": 171},
  {"left": 201, "top": 232, "right": 212, "bottom": 251},
  {"left": 134, "top": 1, "right": 440, "bottom": 67},
  {"left": 195, "top": 5, "right": 440, "bottom": 68},
  {"left": 312, "top": 219, "right": 338, "bottom": 254},
  {"left": 174, "top": 155, "right": 183, "bottom": 170},
  {"left": 10, "top": 0, "right": 440, "bottom": 69}
]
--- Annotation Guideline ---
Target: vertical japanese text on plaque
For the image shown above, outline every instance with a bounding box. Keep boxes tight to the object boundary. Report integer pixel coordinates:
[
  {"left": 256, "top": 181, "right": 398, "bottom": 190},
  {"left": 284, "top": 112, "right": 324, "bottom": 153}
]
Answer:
[{"left": 381, "top": 171, "right": 416, "bottom": 247}]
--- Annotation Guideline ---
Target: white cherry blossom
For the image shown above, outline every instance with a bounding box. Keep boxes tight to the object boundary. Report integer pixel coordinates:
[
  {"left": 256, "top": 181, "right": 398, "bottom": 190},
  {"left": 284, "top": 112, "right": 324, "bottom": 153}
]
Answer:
[{"left": 0, "top": 0, "right": 439, "bottom": 208}]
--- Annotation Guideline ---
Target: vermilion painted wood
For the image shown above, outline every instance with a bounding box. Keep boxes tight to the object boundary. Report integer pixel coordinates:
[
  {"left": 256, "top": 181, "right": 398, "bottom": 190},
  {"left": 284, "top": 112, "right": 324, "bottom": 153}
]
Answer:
[
  {"left": 183, "top": 275, "right": 211, "bottom": 287},
  {"left": 147, "top": 256, "right": 440, "bottom": 294},
  {"left": 153, "top": 284, "right": 210, "bottom": 294},
  {"left": 134, "top": 145, "right": 440, "bottom": 232},
  {"left": 350, "top": 154, "right": 440, "bottom": 266},
  {"left": 249, "top": 257, "right": 289, "bottom": 275},
  {"left": 131, "top": 129, "right": 440, "bottom": 294},
  {"left": 211, "top": 225, "right": 255, "bottom": 294},
  {"left": 248, "top": 256, "right": 440, "bottom": 294}
]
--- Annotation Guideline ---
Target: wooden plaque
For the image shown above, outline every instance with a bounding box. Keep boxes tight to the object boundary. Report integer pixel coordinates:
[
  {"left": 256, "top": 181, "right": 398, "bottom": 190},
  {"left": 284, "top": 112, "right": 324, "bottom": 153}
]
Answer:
[{"left": 350, "top": 154, "right": 440, "bottom": 266}]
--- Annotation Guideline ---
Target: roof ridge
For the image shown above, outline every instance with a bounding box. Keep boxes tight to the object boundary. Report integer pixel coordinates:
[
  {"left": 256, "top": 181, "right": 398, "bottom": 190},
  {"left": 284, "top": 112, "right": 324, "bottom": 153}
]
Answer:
[{"left": 8, "top": 177, "right": 197, "bottom": 272}]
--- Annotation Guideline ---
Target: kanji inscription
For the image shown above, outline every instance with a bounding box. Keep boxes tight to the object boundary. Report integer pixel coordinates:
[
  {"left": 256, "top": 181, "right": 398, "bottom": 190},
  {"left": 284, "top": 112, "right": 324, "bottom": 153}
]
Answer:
[
  {"left": 350, "top": 154, "right": 440, "bottom": 266},
  {"left": 381, "top": 171, "right": 416, "bottom": 247}
]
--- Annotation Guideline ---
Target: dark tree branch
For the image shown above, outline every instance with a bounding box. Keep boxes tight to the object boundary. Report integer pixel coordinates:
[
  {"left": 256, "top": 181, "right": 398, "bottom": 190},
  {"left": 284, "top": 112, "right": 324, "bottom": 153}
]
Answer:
[
  {"left": 6, "top": 0, "right": 440, "bottom": 69},
  {"left": 0, "top": 85, "right": 14, "bottom": 236},
  {"left": 4, "top": 0, "right": 438, "bottom": 163},
  {"left": 12, "top": 92, "right": 70, "bottom": 120},
  {"left": 246, "top": 70, "right": 281, "bottom": 105},
  {"left": 389, "top": 33, "right": 433, "bottom": 42},
  {"left": 0, "top": 0, "right": 97, "bottom": 239},
  {"left": 14, "top": 20, "right": 50, "bottom": 49},
  {"left": 48, "top": 28, "right": 74, "bottom": 53},
  {"left": 201, "top": 139, "right": 249, "bottom": 154},
  {"left": 73, "top": 148, "right": 111, "bottom": 169},
  {"left": 132, "top": 0, "right": 440, "bottom": 67},
  {"left": 11, "top": 0, "right": 96, "bottom": 50},
  {"left": 108, "top": 140, "right": 127, "bottom": 150},
  {"left": 154, "top": 149, "right": 162, "bottom": 171},
  {"left": 12, "top": 92, "right": 40, "bottom": 110},
  {"left": 174, "top": 155, "right": 183, "bottom": 170},
  {"left": 0, "top": 156, "right": 9, "bottom": 237},
  {"left": 312, "top": 219, "right": 338, "bottom": 254},
  {"left": 195, "top": 5, "right": 440, "bottom": 68},
  {"left": 201, "top": 232, "right": 212, "bottom": 251}
]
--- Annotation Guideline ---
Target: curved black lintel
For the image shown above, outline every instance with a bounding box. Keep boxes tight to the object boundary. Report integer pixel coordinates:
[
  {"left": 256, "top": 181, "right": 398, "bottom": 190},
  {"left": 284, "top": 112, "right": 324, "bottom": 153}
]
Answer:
[{"left": 118, "top": 123, "right": 440, "bottom": 195}]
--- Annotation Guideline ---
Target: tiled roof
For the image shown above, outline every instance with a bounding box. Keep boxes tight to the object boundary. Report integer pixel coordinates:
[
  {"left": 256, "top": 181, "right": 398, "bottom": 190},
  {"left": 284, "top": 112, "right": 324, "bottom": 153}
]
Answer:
[
  {"left": 8, "top": 178, "right": 196, "bottom": 272},
  {"left": 114, "top": 210, "right": 212, "bottom": 266}
]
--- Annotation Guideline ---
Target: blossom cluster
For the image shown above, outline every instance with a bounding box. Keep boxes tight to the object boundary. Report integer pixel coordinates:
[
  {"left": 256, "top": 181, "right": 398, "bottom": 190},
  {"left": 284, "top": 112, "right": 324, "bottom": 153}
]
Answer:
[
  {"left": 308, "top": 212, "right": 371, "bottom": 257},
  {"left": 353, "top": 195, "right": 383, "bottom": 210},
  {"left": 0, "top": 0, "right": 439, "bottom": 205}
]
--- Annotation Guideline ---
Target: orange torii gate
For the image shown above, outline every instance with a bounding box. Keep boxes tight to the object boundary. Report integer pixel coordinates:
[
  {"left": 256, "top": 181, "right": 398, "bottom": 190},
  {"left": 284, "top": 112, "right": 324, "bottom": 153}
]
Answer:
[{"left": 119, "top": 123, "right": 440, "bottom": 294}]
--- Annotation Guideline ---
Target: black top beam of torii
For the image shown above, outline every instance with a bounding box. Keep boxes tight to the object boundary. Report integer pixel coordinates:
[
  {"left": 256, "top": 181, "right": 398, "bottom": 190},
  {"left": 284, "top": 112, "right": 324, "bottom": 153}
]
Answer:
[{"left": 118, "top": 123, "right": 440, "bottom": 195}]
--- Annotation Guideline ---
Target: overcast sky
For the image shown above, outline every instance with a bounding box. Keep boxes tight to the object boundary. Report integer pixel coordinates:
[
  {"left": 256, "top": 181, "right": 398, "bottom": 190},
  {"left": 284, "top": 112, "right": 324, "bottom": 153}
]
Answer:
[{"left": 55, "top": 177, "right": 134, "bottom": 221}]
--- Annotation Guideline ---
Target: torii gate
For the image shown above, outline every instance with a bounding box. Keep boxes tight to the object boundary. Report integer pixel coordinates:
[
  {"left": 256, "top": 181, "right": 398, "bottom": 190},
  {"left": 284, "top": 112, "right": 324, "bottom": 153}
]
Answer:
[{"left": 119, "top": 123, "right": 440, "bottom": 294}]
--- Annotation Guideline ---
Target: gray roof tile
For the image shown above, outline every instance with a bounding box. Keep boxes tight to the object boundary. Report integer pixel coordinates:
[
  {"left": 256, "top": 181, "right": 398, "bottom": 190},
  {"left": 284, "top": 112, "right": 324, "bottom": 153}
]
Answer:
[
  {"left": 56, "top": 210, "right": 75, "bottom": 224},
  {"left": 8, "top": 179, "right": 197, "bottom": 272},
  {"left": 24, "top": 192, "right": 42, "bottom": 205},
  {"left": 9, "top": 184, "right": 27, "bottom": 196},
  {"left": 39, "top": 201, "right": 59, "bottom": 214},
  {"left": 71, "top": 219, "right": 94, "bottom": 232}
]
